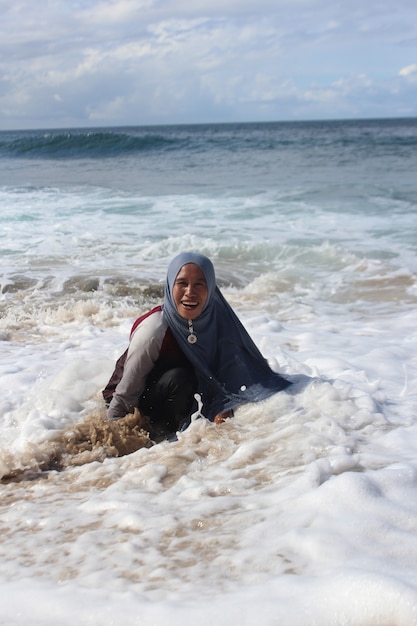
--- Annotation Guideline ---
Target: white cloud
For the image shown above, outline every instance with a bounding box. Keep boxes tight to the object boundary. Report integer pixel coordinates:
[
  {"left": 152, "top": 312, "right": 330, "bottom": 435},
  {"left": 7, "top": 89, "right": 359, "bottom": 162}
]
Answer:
[
  {"left": 79, "top": 0, "right": 155, "bottom": 25},
  {"left": 399, "top": 64, "right": 417, "bottom": 77},
  {"left": 1, "top": 0, "right": 417, "bottom": 128}
]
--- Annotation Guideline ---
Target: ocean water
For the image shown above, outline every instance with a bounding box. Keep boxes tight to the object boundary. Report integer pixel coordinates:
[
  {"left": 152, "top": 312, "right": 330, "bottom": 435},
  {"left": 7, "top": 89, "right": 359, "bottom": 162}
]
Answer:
[{"left": 1, "top": 119, "right": 417, "bottom": 625}]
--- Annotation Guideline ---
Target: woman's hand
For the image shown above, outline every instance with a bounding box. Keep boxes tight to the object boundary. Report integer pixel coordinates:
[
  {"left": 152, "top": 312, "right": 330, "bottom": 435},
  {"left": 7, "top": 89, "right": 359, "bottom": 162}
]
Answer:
[{"left": 213, "top": 410, "right": 233, "bottom": 424}]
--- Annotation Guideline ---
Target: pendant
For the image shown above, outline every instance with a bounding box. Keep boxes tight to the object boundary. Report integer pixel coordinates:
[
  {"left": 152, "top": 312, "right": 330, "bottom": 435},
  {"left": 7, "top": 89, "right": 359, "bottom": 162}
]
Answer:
[{"left": 187, "top": 319, "right": 197, "bottom": 344}]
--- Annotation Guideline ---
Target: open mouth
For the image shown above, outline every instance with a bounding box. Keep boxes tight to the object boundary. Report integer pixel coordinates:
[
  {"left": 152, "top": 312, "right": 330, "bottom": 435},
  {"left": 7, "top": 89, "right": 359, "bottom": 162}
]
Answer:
[{"left": 181, "top": 301, "right": 199, "bottom": 310}]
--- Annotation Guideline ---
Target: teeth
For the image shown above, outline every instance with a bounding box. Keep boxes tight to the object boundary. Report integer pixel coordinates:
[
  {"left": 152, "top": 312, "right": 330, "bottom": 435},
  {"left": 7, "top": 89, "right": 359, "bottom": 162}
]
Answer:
[{"left": 182, "top": 302, "right": 197, "bottom": 307}]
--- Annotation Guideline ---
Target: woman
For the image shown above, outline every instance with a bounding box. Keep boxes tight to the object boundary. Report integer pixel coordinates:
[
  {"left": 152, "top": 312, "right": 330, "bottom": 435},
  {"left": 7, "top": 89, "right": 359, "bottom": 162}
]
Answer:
[{"left": 103, "top": 252, "right": 290, "bottom": 440}]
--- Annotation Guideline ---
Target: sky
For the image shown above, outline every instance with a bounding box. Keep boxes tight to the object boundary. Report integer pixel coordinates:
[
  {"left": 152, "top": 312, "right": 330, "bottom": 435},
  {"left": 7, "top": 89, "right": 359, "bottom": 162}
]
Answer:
[{"left": 1, "top": 0, "right": 417, "bottom": 130}]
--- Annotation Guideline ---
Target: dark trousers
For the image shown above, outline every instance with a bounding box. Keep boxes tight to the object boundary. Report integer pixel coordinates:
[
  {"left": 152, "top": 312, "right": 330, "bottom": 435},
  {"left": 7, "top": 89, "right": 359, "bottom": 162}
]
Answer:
[{"left": 138, "top": 367, "right": 197, "bottom": 440}]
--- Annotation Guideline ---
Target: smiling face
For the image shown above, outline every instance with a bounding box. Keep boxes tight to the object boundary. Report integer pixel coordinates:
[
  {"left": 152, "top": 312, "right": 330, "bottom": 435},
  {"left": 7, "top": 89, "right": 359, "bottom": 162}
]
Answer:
[{"left": 172, "top": 263, "right": 208, "bottom": 320}]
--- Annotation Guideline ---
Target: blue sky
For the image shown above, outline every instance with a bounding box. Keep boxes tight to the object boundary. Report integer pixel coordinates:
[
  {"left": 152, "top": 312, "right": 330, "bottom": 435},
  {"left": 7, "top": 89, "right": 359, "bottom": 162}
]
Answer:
[{"left": 1, "top": 0, "right": 416, "bottom": 129}]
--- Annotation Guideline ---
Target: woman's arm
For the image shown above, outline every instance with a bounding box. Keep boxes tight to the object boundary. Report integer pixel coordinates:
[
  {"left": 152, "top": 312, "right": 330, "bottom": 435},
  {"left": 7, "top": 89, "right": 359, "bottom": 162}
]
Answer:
[{"left": 106, "top": 311, "right": 167, "bottom": 420}]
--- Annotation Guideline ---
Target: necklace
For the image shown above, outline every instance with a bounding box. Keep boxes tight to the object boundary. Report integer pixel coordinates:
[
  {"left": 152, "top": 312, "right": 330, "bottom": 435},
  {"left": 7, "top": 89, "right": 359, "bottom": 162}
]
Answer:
[{"left": 187, "top": 319, "right": 197, "bottom": 344}]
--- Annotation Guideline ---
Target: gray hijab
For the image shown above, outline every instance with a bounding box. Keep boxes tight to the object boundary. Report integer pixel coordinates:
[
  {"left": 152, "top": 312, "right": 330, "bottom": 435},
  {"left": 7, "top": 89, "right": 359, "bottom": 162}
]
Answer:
[{"left": 162, "top": 252, "right": 290, "bottom": 419}]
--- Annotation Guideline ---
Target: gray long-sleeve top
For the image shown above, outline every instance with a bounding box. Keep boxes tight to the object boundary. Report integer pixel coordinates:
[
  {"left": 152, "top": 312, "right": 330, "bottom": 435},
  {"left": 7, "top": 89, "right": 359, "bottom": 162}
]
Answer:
[{"left": 106, "top": 309, "right": 168, "bottom": 420}]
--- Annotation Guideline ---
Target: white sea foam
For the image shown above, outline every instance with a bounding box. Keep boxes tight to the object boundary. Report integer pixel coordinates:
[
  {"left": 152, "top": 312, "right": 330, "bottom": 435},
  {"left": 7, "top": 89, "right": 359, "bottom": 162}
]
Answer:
[{"left": 1, "top": 280, "right": 416, "bottom": 624}]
